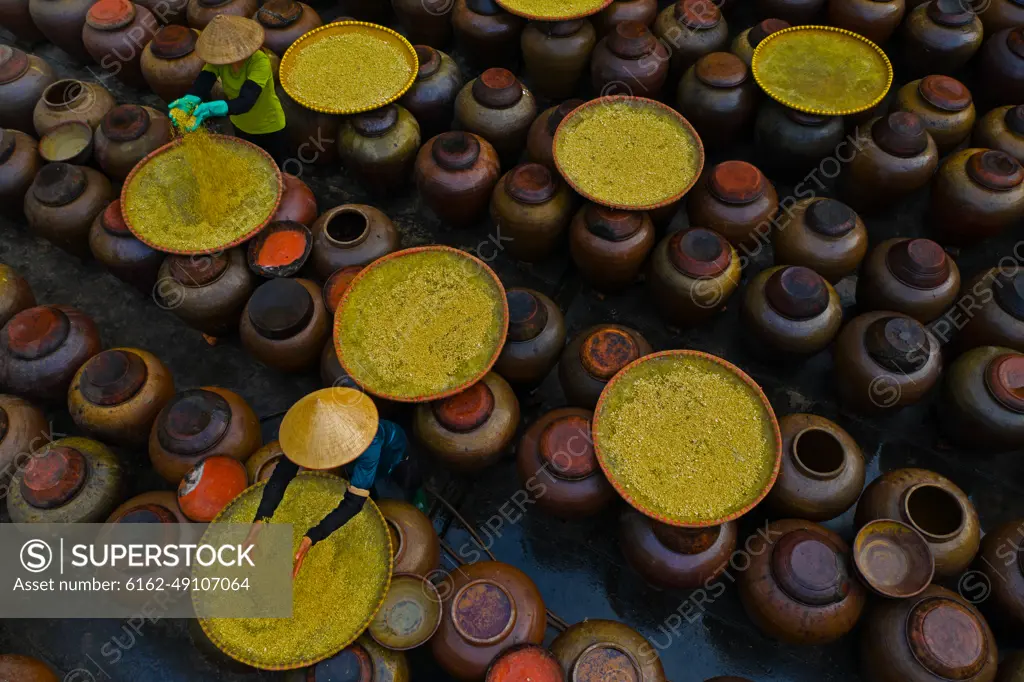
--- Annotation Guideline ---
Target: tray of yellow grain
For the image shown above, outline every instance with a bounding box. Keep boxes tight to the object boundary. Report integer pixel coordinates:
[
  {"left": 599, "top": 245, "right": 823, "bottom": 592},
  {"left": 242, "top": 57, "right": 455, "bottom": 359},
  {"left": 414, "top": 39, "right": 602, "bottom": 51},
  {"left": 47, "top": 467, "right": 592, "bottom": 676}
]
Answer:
[
  {"left": 593, "top": 350, "right": 782, "bottom": 527},
  {"left": 334, "top": 246, "right": 508, "bottom": 403},
  {"left": 553, "top": 96, "right": 705, "bottom": 212},
  {"left": 751, "top": 25, "right": 893, "bottom": 116},
  {"left": 279, "top": 21, "right": 418, "bottom": 115},
  {"left": 196, "top": 472, "right": 392, "bottom": 671},
  {"left": 495, "top": 0, "right": 613, "bottom": 20}
]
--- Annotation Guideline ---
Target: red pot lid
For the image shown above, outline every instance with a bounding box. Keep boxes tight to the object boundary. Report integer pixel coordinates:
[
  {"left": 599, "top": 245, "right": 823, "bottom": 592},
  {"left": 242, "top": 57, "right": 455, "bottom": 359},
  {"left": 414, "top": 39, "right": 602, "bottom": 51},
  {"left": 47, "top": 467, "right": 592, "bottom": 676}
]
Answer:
[
  {"left": 167, "top": 252, "right": 229, "bottom": 287},
  {"left": 452, "top": 579, "right": 517, "bottom": 645},
  {"left": 966, "top": 150, "right": 1024, "bottom": 191},
  {"left": 415, "top": 45, "right": 441, "bottom": 79},
  {"left": 885, "top": 238, "right": 949, "bottom": 290},
  {"left": 151, "top": 25, "right": 198, "bottom": 59},
  {"left": 0, "top": 45, "right": 29, "bottom": 85},
  {"left": 770, "top": 528, "right": 850, "bottom": 606},
  {"left": 113, "top": 503, "right": 178, "bottom": 523},
  {"left": 608, "top": 21, "right": 656, "bottom": 59},
  {"left": 4, "top": 306, "right": 71, "bottom": 361},
  {"left": 906, "top": 597, "right": 988, "bottom": 680},
  {"left": 506, "top": 289, "right": 548, "bottom": 342},
  {"left": 21, "top": 446, "right": 88, "bottom": 509},
  {"left": 323, "top": 265, "right": 363, "bottom": 315},
  {"left": 472, "top": 68, "right": 523, "bottom": 109},
  {"left": 669, "top": 228, "right": 732, "bottom": 278},
  {"left": 805, "top": 199, "right": 857, "bottom": 237},
  {"left": 695, "top": 52, "right": 748, "bottom": 88},
  {"left": 585, "top": 204, "right": 643, "bottom": 242},
  {"left": 486, "top": 645, "right": 563, "bottom": 682},
  {"left": 539, "top": 414, "right": 596, "bottom": 480},
  {"left": 573, "top": 643, "right": 643, "bottom": 682},
  {"left": 101, "top": 105, "right": 151, "bottom": 143},
  {"left": 79, "top": 349, "right": 149, "bottom": 406},
  {"left": 351, "top": 105, "right": 398, "bottom": 138},
  {"left": 864, "top": 315, "right": 929, "bottom": 373},
  {"left": 100, "top": 199, "right": 131, "bottom": 236},
  {"left": 432, "top": 132, "right": 481, "bottom": 171},
  {"left": 156, "top": 389, "right": 231, "bottom": 456},
  {"left": 432, "top": 381, "right": 495, "bottom": 432},
  {"left": 764, "top": 266, "right": 830, "bottom": 320},
  {"left": 310, "top": 643, "right": 373, "bottom": 682},
  {"left": 872, "top": 112, "right": 929, "bottom": 158},
  {"left": 985, "top": 353, "right": 1024, "bottom": 414},
  {"left": 247, "top": 278, "right": 314, "bottom": 340},
  {"left": 507, "top": 163, "right": 557, "bottom": 205},
  {"left": 579, "top": 328, "right": 639, "bottom": 381},
  {"left": 675, "top": 0, "right": 721, "bottom": 29},
  {"left": 708, "top": 161, "right": 765, "bottom": 205},
  {"left": 86, "top": 0, "right": 137, "bottom": 30},
  {"left": 918, "top": 75, "right": 972, "bottom": 112}
]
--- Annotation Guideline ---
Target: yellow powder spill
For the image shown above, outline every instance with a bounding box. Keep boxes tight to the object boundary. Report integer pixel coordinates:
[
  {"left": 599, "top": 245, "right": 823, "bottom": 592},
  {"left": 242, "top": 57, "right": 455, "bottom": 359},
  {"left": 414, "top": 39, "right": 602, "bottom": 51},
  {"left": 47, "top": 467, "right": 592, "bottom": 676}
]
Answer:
[{"left": 498, "top": 0, "right": 608, "bottom": 18}]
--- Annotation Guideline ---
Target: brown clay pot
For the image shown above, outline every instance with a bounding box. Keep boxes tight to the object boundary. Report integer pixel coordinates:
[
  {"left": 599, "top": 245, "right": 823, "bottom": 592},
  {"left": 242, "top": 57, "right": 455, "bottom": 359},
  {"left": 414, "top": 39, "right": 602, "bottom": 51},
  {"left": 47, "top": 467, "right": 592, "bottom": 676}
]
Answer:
[
  {"left": 155, "top": 249, "right": 256, "bottom": 338},
  {"left": 33, "top": 79, "right": 116, "bottom": 137},
  {"left": 89, "top": 199, "right": 164, "bottom": 294},
  {"left": 451, "top": 0, "right": 524, "bottom": 69},
  {"left": 620, "top": 509, "right": 737, "bottom": 590},
  {"left": 68, "top": 347, "right": 174, "bottom": 447},
  {"left": 772, "top": 198, "right": 867, "bottom": 283},
  {"left": 895, "top": 76, "right": 975, "bottom": 155},
  {"left": 137, "top": 0, "right": 186, "bottom": 24},
  {"left": 955, "top": 269, "right": 1024, "bottom": 354},
  {"left": 975, "top": 519, "right": 1024, "bottom": 627},
  {"left": 930, "top": 149, "right": 1024, "bottom": 246},
  {"left": 94, "top": 104, "right": 171, "bottom": 180},
  {"left": 141, "top": 26, "right": 203, "bottom": 103},
  {"left": 591, "top": 20, "right": 670, "bottom": 97},
  {"left": 0, "top": 394, "right": 50, "bottom": 476},
  {"left": 648, "top": 227, "right": 741, "bottom": 326},
  {"left": 294, "top": 636, "right": 409, "bottom": 682},
  {"left": 594, "top": 0, "right": 657, "bottom": 37},
  {"left": 653, "top": 0, "right": 729, "bottom": 77},
  {"left": 856, "top": 237, "right": 960, "bottom": 323},
  {"left": 0, "top": 0, "right": 45, "bottom": 42},
  {"left": 521, "top": 19, "right": 596, "bottom": 99},
  {"left": 28, "top": 0, "right": 96, "bottom": 61},
  {"left": 239, "top": 277, "right": 329, "bottom": 373},
  {"left": 106, "top": 490, "right": 188, "bottom": 524},
  {"left": 516, "top": 407, "right": 615, "bottom": 519},
  {"left": 979, "top": 0, "right": 1024, "bottom": 34},
  {"left": 392, "top": 0, "right": 450, "bottom": 47},
  {"left": 688, "top": 160, "right": 779, "bottom": 249},
  {"left": 489, "top": 163, "right": 573, "bottom": 262},
  {"left": 940, "top": 346, "right": 1024, "bottom": 451},
  {"left": 82, "top": 0, "right": 159, "bottom": 88},
  {"left": 742, "top": 265, "right": 843, "bottom": 355},
  {"left": 185, "top": 0, "right": 256, "bottom": 29},
  {"left": 903, "top": 0, "right": 984, "bottom": 77},
  {"left": 828, "top": 0, "right": 905, "bottom": 44},
  {"left": 835, "top": 311, "right": 943, "bottom": 413},
  {"left": 256, "top": 0, "right": 320, "bottom": 56},
  {"left": 730, "top": 18, "right": 790, "bottom": 66},
  {"left": 337, "top": 104, "right": 421, "bottom": 194},
  {"left": 494, "top": 288, "right": 565, "bottom": 387},
  {"left": 378, "top": 498, "right": 440, "bottom": 577},
  {"left": 431, "top": 560, "right": 546, "bottom": 682},
  {"left": 24, "top": 163, "right": 114, "bottom": 259},
  {"left": 399, "top": 46, "right": 463, "bottom": 140},
  {"left": 676, "top": 51, "right": 757, "bottom": 149},
  {"left": 979, "top": 27, "right": 1024, "bottom": 109},
  {"left": 271, "top": 172, "right": 316, "bottom": 225},
  {"left": 756, "top": 0, "right": 825, "bottom": 23},
  {"left": 0, "top": 129, "right": 42, "bottom": 213},
  {"left": 974, "top": 105, "right": 1024, "bottom": 165},
  {"left": 415, "top": 131, "right": 501, "bottom": 228},
  {"left": 309, "top": 204, "right": 400, "bottom": 280},
  {"left": 766, "top": 413, "right": 865, "bottom": 521},
  {"left": 277, "top": 86, "right": 339, "bottom": 167},
  {"left": 413, "top": 372, "right": 519, "bottom": 474},
  {"left": 318, "top": 339, "right": 401, "bottom": 419},
  {"left": 455, "top": 68, "right": 536, "bottom": 168},
  {"left": 0, "top": 47, "right": 55, "bottom": 135},
  {"left": 860, "top": 584, "right": 997, "bottom": 682},
  {"left": 549, "top": 619, "right": 668, "bottom": 682},
  {"left": 738, "top": 518, "right": 866, "bottom": 645},
  {"left": 0, "top": 656, "right": 59, "bottom": 682},
  {"left": 558, "top": 324, "right": 652, "bottom": 408},
  {"left": 754, "top": 99, "right": 845, "bottom": 178},
  {"left": 997, "top": 653, "right": 1024, "bottom": 682},
  {"left": 569, "top": 203, "right": 655, "bottom": 292},
  {"left": 525, "top": 99, "right": 583, "bottom": 170},
  {"left": 148, "top": 386, "right": 261, "bottom": 483},
  {"left": 0, "top": 265, "right": 35, "bottom": 329}
]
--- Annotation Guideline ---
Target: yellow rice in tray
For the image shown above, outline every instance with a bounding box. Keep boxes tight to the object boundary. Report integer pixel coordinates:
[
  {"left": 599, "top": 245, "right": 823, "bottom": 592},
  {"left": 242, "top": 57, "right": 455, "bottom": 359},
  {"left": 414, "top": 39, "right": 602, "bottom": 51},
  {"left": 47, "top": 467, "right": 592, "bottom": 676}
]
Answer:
[{"left": 498, "top": 0, "right": 609, "bottom": 19}]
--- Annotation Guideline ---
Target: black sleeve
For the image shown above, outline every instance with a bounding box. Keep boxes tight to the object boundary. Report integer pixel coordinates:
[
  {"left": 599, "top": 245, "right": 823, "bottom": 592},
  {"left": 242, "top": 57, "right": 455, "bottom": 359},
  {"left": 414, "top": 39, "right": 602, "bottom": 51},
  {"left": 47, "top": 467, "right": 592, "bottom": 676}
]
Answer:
[
  {"left": 305, "top": 490, "right": 367, "bottom": 545},
  {"left": 254, "top": 457, "right": 300, "bottom": 522},
  {"left": 186, "top": 70, "right": 217, "bottom": 100},
  {"left": 225, "top": 80, "right": 264, "bottom": 116}
]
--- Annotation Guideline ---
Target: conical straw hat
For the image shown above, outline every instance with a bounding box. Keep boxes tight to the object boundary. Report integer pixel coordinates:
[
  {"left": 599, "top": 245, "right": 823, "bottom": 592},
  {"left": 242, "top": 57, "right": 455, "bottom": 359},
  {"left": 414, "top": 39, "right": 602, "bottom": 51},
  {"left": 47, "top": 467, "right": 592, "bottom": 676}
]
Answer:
[
  {"left": 195, "top": 15, "right": 265, "bottom": 65},
  {"left": 279, "top": 388, "right": 379, "bottom": 470}
]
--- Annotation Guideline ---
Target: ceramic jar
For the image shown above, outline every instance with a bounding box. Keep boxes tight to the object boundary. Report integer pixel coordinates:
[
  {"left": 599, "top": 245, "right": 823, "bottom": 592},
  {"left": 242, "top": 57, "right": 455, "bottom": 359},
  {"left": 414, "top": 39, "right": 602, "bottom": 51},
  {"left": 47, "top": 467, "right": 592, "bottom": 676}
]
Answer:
[
  {"left": 0, "top": 47, "right": 55, "bottom": 135},
  {"left": 558, "top": 324, "right": 652, "bottom": 408},
  {"left": 431, "top": 560, "right": 545, "bottom": 682},
  {"left": 975, "top": 519, "right": 1024, "bottom": 626},
  {"left": 399, "top": 46, "right": 463, "bottom": 140},
  {"left": 141, "top": 26, "right": 204, "bottom": 103},
  {"left": 895, "top": 76, "right": 975, "bottom": 155},
  {"left": 903, "top": 0, "right": 983, "bottom": 77},
  {"left": 742, "top": 266, "right": 843, "bottom": 355},
  {"left": 688, "top": 160, "right": 779, "bottom": 249},
  {"left": 956, "top": 269, "right": 1024, "bottom": 353},
  {"left": 455, "top": 68, "right": 536, "bottom": 168},
  {"left": 516, "top": 407, "right": 615, "bottom": 519},
  {"left": 106, "top": 490, "right": 188, "bottom": 524},
  {"left": 676, "top": 52, "right": 757, "bottom": 149},
  {"left": 0, "top": 0, "right": 44, "bottom": 43},
  {"left": 414, "top": 372, "right": 519, "bottom": 473},
  {"left": 648, "top": 228, "right": 740, "bottom": 326},
  {"left": 549, "top": 620, "right": 668, "bottom": 682},
  {"left": 594, "top": 0, "right": 657, "bottom": 36},
  {"left": 0, "top": 266, "right": 35, "bottom": 331},
  {"left": 33, "top": 79, "right": 115, "bottom": 137},
  {"left": 148, "top": 386, "right": 261, "bottom": 483},
  {"left": 772, "top": 198, "right": 867, "bottom": 283},
  {"left": 90, "top": 200, "right": 164, "bottom": 294},
  {"left": 0, "top": 129, "right": 42, "bottom": 212},
  {"left": 154, "top": 249, "right": 256, "bottom": 338},
  {"left": 766, "top": 414, "right": 865, "bottom": 521},
  {"left": 185, "top": 0, "right": 257, "bottom": 29},
  {"left": 415, "top": 131, "right": 501, "bottom": 228},
  {"left": 277, "top": 88, "right": 339, "bottom": 166},
  {"left": 828, "top": 0, "right": 905, "bottom": 43},
  {"left": 309, "top": 204, "right": 399, "bottom": 280},
  {"left": 525, "top": 99, "right": 583, "bottom": 169},
  {"left": 940, "top": 347, "right": 1024, "bottom": 451},
  {"left": 998, "top": 654, "right": 1024, "bottom": 682},
  {"left": 569, "top": 203, "right": 655, "bottom": 292},
  {"left": 245, "top": 440, "right": 286, "bottom": 483},
  {"left": 337, "top": 105, "right": 421, "bottom": 194},
  {"left": 94, "top": 105, "right": 171, "bottom": 180},
  {"left": 730, "top": 18, "right": 789, "bottom": 66},
  {"left": 28, "top": 0, "right": 95, "bottom": 61},
  {"left": 980, "top": 27, "right": 1024, "bottom": 110},
  {"left": 0, "top": 394, "right": 49, "bottom": 474},
  {"left": 591, "top": 20, "right": 670, "bottom": 97},
  {"left": 979, "top": 0, "right": 1024, "bottom": 33},
  {"left": 839, "top": 113, "right": 939, "bottom": 214},
  {"left": 451, "top": 0, "right": 524, "bottom": 69},
  {"left": 68, "top": 347, "right": 175, "bottom": 447},
  {"left": 6, "top": 436, "right": 123, "bottom": 523},
  {"left": 756, "top": 0, "right": 825, "bottom": 23},
  {"left": 489, "top": 163, "right": 573, "bottom": 262},
  {"left": 271, "top": 173, "right": 316, "bottom": 225},
  {"left": 25, "top": 163, "right": 113, "bottom": 259},
  {"left": 0, "top": 656, "right": 58, "bottom": 682},
  {"left": 494, "top": 288, "right": 565, "bottom": 387},
  {"left": 378, "top": 498, "right": 440, "bottom": 577},
  {"left": 857, "top": 237, "right": 959, "bottom": 322},
  {"left": 620, "top": 510, "right": 737, "bottom": 590},
  {"left": 239, "top": 278, "right": 329, "bottom": 372},
  {"left": 298, "top": 636, "right": 410, "bottom": 682},
  {"left": 738, "top": 519, "right": 866, "bottom": 645},
  {"left": 860, "top": 585, "right": 997, "bottom": 682},
  {"left": 974, "top": 105, "right": 1024, "bottom": 165},
  {"left": 835, "top": 311, "right": 942, "bottom": 413},
  {"left": 754, "top": 100, "right": 845, "bottom": 178},
  {"left": 82, "top": 0, "right": 158, "bottom": 88},
  {"left": 653, "top": 0, "right": 729, "bottom": 77},
  {"left": 256, "top": 0, "right": 320, "bottom": 56},
  {"left": 392, "top": 0, "right": 450, "bottom": 47},
  {"left": 521, "top": 19, "right": 596, "bottom": 99},
  {"left": 930, "top": 149, "right": 1024, "bottom": 246}
]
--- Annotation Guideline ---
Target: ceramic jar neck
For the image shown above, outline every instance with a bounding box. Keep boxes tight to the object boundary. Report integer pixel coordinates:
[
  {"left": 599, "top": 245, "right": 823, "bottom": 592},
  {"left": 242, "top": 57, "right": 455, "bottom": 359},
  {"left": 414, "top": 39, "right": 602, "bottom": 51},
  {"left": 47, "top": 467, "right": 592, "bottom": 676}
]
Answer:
[
  {"left": 168, "top": 253, "right": 229, "bottom": 288},
  {"left": 674, "top": 0, "right": 721, "bottom": 29},
  {"left": 432, "top": 382, "right": 495, "bottom": 432},
  {"left": 351, "top": 105, "right": 398, "bottom": 138},
  {"left": 668, "top": 228, "right": 731, "bottom": 278},
  {"left": 0, "top": 46, "right": 29, "bottom": 84},
  {"left": 926, "top": 0, "right": 976, "bottom": 27},
  {"left": 466, "top": 0, "right": 503, "bottom": 16},
  {"left": 506, "top": 164, "right": 557, "bottom": 205},
  {"left": 864, "top": 316, "right": 930, "bottom": 373},
  {"left": 747, "top": 18, "right": 789, "bottom": 48},
  {"left": 790, "top": 427, "right": 847, "bottom": 481},
  {"left": 451, "top": 579, "right": 517, "bottom": 644},
  {"left": 579, "top": 329, "right": 639, "bottom": 380},
  {"left": 79, "top": 349, "right": 148, "bottom": 406},
  {"left": 695, "top": 52, "right": 748, "bottom": 88},
  {"left": 652, "top": 523, "right": 722, "bottom": 555},
  {"left": 150, "top": 25, "right": 197, "bottom": 59},
  {"left": 42, "top": 80, "right": 90, "bottom": 113},
  {"left": 571, "top": 644, "right": 643, "bottom": 682},
  {"left": 900, "top": 483, "right": 966, "bottom": 542},
  {"left": 432, "top": 132, "right": 481, "bottom": 171},
  {"left": 765, "top": 267, "right": 829, "bottom": 320},
  {"left": 5, "top": 307, "right": 70, "bottom": 360},
  {"left": 157, "top": 389, "right": 232, "bottom": 455},
  {"left": 1009, "top": 27, "right": 1024, "bottom": 59},
  {"left": 415, "top": 45, "right": 441, "bottom": 79},
  {"left": 708, "top": 161, "right": 765, "bottom": 205},
  {"left": 248, "top": 278, "right": 314, "bottom": 340},
  {"left": 917, "top": 75, "right": 972, "bottom": 112},
  {"left": 21, "top": 446, "right": 87, "bottom": 509},
  {"left": 257, "top": 0, "right": 302, "bottom": 28},
  {"left": 585, "top": 204, "right": 643, "bottom": 242},
  {"left": 101, "top": 105, "right": 151, "bottom": 143},
  {"left": 872, "top": 112, "right": 929, "bottom": 158},
  {"left": 539, "top": 415, "right": 597, "bottom": 481},
  {"left": 114, "top": 503, "right": 178, "bottom": 523},
  {"left": 966, "top": 150, "right": 1024, "bottom": 191},
  {"left": 472, "top": 68, "right": 523, "bottom": 109},
  {"left": 885, "top": 239, "right": 949, "bottom": 290},
  {"left": 538, "top": 19, "right": 585, "bottom": 36},
  {"left": 33, "top": 163, "right": 87, "bottom": 207},
  {"left": 507, "top": 289, "right": 549, "bottom": 342},
  {"left": 770, "top": 529, "right": 849, "bottom": 606},
  {"left": 608, "top": 21, "right": 657, "bottom": 59},
  {"left": 323, "top": 208, "right": 371, "bottom": 247},
  {"left": 546, "top": 99, "right": 584, "bottom": 135},
  {"left": 984, "top": 354, "right": 1024, "bottom": 413},
  {"left": 805, "top": 199, "right": 856, "bottom": 237}
]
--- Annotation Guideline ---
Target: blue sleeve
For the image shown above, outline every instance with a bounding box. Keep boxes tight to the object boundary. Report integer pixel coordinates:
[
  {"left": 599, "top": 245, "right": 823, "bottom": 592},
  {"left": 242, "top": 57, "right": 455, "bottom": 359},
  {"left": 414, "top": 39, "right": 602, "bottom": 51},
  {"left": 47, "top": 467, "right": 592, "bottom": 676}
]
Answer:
[{"left": 348, "top": 429, "right": 383, "bottom": 492}]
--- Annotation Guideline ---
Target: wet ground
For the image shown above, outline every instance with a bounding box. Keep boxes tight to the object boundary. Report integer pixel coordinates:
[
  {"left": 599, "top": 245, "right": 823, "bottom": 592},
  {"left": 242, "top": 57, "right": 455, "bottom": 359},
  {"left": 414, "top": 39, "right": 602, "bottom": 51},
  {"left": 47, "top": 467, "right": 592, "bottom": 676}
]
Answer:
[{"left": 2, "top": 1, "right": 1024, "bottom": 680}]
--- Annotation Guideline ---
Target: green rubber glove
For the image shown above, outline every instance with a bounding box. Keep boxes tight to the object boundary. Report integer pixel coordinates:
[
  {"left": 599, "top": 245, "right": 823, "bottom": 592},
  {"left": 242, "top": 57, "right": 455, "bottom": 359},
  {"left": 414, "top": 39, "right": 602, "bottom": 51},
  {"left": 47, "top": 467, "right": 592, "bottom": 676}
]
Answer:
[
  {"left": 188, "top": 100, "right": 229, "bottom": 131},
  {"left": 168, "top": 94, "right": 201, "bottom": 115}
]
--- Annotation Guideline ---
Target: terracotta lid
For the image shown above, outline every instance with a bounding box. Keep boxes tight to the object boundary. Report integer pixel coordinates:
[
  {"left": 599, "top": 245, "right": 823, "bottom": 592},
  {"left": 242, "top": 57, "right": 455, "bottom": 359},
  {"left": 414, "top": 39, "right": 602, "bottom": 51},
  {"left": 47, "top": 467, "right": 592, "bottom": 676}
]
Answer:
[
  {"left": 765, "top": 266, "right": 829, "bottom": 320},
  {"left": 323, "top": 265, "right": 362, "bottom": 315},
  {"left": 257, "top": 0, "right": 302, "bottom": 28},
  {"left": 927, "top": 0, "right": 975, "bottom": 26},
  {"left": 415, "top": 45, "right": 441, "bottom": 79},
  {"left": 506, "top": 289, "right": 549, "bottom": 342},
  {"left": 994, "top": 272, "right": 1024, "bottom": 320},
  {"left": 966, "top": 150, "right": 1024, "bottom": 191},
  {"left": 770, "top": 528, "right": 850, "bottom": 606},
  {"left": 695, "top": 52, "right": 748, "bottom": 88},
  {"left": 486, "top": 644, "right": 563, "bottom": 682},
  {"left": 157, "top": 389, "right": 232, "bottom": 456},
  {"left": 432, "top": 381, "right": 495, "bottom": 432},
  {"left": 113, "top": 503, "right": 177, "bottom": 523},
  {"left": 151, "top": 25, "right": 197, "bottom": 59},
  {"left": 0, "top": 130, "right": 16, "bottom": 165},
  {"left": 311, "top": 644, "right": 373, "bottom": 682},
  {"left": 608, "top": 21, "right": 656, "bottom": 59},
  {"left": 668, "top": 228, "right": 731, "bottom": 278},
  {"left": 167, "top": 252, "right": 229, "bottom": 287},
  {"left": 872, "top": 112, "right": 929, "bottom": 158},
  {"left": 786, "top": 108, "right": 830, "bottom": 126},
  {"left": 79, "top": 349, "right": 148, "bottom": 406},
  {"left": 906, "top": 597, "right": 988, "bottom": 680},
  {"left": 21, "top": 446, "right": 87, "bottom": 509},
  {"left": 32, "top": 163, "right": 87, "bottom": 207},
  {"left": 865, "top": 315, "right": 929, "bottom": 373},
  {"left": 467, "top": 0, "right": 502, "bottom": 15},
  {"left": 573, "top": 643, "right": 643, "bottom": 682},
  {"left": 5, "top": 306, "right": 70, "bottom": 360},
  {"left": 918, "top": 76, "right": 972, "bottom": 112},
  {"left": 100, "top": 199, "right": 130, "bottom": 236},
  {"left": 985, "top": 353, "right": 1024, "bottom": 413},
  {"left": 675, "top": 0, "right": 720, "bottom": 28},
  {"left": 542, "top": 19, "right": 585, "bottom": 36},
  {"left": 472, "top": 68, "right": 523, "bottom": 109},
  {"left": 452, "top": 579, "right": 517, "bottom": 645},
  {"left": 652, "top": 524, "right": 721, "bottom": 555},
  {"left": 0, "top": 46, "right": 29, "bottom": 84},
  {"left": 546, "top": 98, "right": 584, "bottom": 135},
  {"left": 351, "top": 105, "right": 398, "bottom": 138},
  {"left": 101, "top": 104, "right": 151, "bottom": 143},
  {"left": 1009, "top": 27, "right": 1024, "bottom": 59},
  {"left": 507, "top": 163, "right": 557, "bottom": 204},
  {"left": 580, "top": 328, "right": 639, "bottom": 380},
  {"left": 805, "top": 199, "right": 857, "bottom": 237},
  {"left": 247, "top": 278, "right": 313, "bottom": 340},
  {"left": 886, "top": 239, "right": 949, "bottom": 289},
  {"left": 1004, "top": 105, "right": 1024, "bottom": 136},
  {"left": 249, "top": 221, "right": 312, "bottom": 278},
  {"left": 748, "top": 18, "right": 789, "bottom": 47},
  {"left": 584, "top": 204, "right": 643, "bottom": 241},
  {"left": 708, "top": 161, "right": 765, "bottom": 204},
  {"left": 86, "top": 0, "right": 137, "bottom": 30},
  {"left": 539, "top": 414, "right": 596, "bottom": 480},
  {"left": 432, "top": 132, "right": 480, "bottom": 171}
]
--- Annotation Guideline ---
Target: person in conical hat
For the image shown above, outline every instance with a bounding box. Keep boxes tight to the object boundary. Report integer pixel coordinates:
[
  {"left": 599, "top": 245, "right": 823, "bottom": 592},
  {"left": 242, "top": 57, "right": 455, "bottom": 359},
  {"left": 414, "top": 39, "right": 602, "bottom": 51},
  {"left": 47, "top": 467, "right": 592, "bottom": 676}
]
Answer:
[
  {"left": 167, "top": 14, "right": 287, "bottom": 165},
  {"left": 244, "top": 387, "right": 414, "bottom": 578}
]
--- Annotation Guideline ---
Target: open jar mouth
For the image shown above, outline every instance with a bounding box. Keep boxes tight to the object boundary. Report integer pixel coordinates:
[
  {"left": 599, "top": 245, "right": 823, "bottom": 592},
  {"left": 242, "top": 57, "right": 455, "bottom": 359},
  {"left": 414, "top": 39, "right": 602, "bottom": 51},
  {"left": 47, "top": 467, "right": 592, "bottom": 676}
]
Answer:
[
  {"left": 791, "top": 427, "right": 846, "bottom": 479},
  {"left": 324, "top": 209, "right": 369, "bottom": 246},
  {"left": 43, "top": 80, "right": 86, "bottom": 110},
  {"left": 903, "top": 483, "right": 966, "bottom": 542},
  {"left": 385, "top": 518, "right": 405, "bottom": 564}
]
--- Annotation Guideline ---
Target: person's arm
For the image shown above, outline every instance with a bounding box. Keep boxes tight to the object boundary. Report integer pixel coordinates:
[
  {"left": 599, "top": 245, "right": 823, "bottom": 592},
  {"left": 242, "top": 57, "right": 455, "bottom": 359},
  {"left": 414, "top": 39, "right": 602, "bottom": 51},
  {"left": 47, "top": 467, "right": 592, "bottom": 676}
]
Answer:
[
  {"left": 253, "top": 457, "right": 300, "bottom": 523},
  {"left": 302, "top": 431, "right": 383, "bottom": 545},
  {"left": 186, "top": 69, "right": 217, "bottom": 101}
]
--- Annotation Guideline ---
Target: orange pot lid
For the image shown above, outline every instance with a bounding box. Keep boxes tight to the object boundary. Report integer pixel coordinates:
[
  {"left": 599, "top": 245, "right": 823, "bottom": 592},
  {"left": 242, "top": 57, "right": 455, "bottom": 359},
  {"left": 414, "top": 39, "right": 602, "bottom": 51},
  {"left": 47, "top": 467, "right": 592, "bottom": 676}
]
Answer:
[
  {"left": 87, "top": 0, "right": 136, "bottom": 30},
  {"left": 486, "top": 644, "right": 563, "bottom": 682},
  {"left": 178, "top": 456, "right": 248, "bottom": 522}
]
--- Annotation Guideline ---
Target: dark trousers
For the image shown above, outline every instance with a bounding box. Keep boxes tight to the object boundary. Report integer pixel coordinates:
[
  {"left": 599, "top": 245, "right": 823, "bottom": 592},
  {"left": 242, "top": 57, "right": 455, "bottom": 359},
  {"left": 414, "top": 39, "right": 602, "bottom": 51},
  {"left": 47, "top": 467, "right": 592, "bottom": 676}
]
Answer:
[{"left": 235, "top": 128, "right": 288, "bottom": 169}]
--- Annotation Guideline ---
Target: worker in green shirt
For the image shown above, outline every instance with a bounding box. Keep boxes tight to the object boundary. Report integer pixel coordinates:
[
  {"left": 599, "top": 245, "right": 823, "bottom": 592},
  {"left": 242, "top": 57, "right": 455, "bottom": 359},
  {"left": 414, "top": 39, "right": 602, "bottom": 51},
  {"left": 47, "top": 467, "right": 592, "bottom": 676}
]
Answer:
[{"left": 168, "top": 14, "right": 287, "bottom": 165}]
